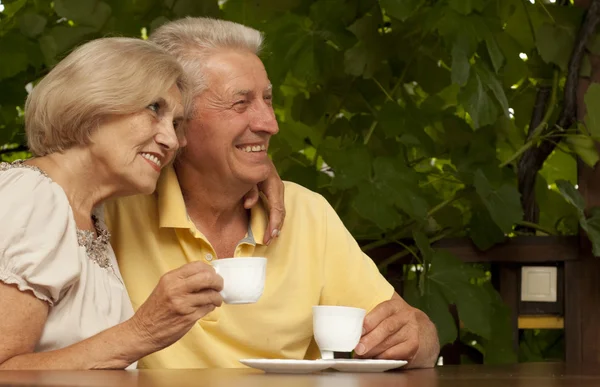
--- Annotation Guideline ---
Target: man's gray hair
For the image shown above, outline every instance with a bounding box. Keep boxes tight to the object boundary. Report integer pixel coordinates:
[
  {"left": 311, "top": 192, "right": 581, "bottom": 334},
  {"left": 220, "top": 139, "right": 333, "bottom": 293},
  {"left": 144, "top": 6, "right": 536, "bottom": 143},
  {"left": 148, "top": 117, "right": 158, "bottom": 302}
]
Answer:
[{"left": 150, "top": 17, "right": 264, "bottom": 97}]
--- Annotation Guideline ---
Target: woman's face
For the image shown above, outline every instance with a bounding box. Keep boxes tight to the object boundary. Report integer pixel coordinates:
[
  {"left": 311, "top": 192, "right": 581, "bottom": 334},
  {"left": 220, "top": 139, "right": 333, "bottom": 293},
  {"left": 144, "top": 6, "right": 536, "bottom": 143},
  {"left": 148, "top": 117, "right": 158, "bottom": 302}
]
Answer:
[{"left": 88, "top": 84, "right": 184, "bottom": 196}]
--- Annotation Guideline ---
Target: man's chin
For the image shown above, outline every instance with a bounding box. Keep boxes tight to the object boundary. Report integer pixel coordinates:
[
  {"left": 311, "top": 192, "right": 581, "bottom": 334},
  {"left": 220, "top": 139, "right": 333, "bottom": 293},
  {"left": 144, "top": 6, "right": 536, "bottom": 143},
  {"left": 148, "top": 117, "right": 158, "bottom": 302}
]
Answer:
[{"left": 235, "top": 169, "right": 271, "bottom": 187}]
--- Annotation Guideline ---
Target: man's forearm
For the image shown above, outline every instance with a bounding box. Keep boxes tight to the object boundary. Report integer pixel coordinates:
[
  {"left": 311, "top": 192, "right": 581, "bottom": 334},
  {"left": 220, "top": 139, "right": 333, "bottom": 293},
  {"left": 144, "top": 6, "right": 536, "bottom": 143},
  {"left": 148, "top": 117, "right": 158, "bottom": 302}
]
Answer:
[{"left": 406, "top": 309, "right": 440, "bottom": 369}]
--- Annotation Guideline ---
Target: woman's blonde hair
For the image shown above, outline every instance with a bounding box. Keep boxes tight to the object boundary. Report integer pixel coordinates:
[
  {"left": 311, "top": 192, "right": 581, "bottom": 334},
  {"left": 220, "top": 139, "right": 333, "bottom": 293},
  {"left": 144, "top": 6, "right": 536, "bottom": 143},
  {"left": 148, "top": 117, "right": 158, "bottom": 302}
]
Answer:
[
  {"left": 25, "top": 37, "right": 192, "bottom": 156},
  {"left": 149, "top": 17, "right": 264, "bottom": 98}
]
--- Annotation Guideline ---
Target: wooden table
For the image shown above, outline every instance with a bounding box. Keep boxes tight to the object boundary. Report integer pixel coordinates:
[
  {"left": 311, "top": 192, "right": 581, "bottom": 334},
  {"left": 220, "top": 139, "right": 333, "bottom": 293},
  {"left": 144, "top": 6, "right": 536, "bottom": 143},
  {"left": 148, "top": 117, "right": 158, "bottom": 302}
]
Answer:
[{"left": 1, "top": 363, "right": 599, "bottom": 387}]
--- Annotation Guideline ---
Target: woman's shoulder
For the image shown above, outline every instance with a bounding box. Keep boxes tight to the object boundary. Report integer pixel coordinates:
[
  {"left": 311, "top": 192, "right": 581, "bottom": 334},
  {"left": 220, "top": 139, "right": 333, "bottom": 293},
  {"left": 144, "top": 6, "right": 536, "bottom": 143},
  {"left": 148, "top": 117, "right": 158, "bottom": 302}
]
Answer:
[{"left": 0, "top": 160, "right": 72, "bottom": 232}]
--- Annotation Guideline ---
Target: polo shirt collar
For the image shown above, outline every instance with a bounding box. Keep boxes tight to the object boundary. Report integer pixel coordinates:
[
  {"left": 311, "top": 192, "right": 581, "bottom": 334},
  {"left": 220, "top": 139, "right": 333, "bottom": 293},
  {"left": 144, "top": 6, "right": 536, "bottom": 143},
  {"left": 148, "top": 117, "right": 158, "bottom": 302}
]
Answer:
[{"left": 157, "top": 166, "right": 189, "bottom": 229}]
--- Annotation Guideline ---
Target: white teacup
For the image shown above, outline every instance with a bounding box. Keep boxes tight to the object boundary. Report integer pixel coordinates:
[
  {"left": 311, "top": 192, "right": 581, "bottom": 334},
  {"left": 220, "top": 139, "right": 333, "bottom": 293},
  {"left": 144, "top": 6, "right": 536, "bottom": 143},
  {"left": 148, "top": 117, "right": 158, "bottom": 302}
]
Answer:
[
  {"left": 211, "top": 257, "right": 267, "bottom": 304},
  {"left": 312, "top": 305, "right": 366, "bottom": 360}
]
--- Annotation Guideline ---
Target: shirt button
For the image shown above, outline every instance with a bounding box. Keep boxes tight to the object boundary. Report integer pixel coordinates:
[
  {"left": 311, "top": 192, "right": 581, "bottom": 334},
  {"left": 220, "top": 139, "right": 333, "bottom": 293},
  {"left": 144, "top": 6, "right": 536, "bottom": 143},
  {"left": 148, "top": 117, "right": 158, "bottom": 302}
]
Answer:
[{"left": 205, "top": 253, "right": 214, "bottom": 261}]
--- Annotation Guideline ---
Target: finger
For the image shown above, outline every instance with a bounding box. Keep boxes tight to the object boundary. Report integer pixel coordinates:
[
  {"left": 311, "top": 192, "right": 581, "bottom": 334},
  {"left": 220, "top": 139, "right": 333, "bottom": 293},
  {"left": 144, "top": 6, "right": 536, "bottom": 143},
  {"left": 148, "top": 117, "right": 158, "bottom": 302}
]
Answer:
[
  {"left": 188, "top": 289, "right": 223, "bottom": 308},
  {"left": 243, "top": 186, "right": 260, "bottom": 209},
  {"left": 190, "top": 304, "right": 217, "bottom": 322},
  {"left": 362, "top": 300, "right": 398, "bottom": 335},
  {"left": 374, "top": 336, "right": 419, "bottom": 361},
  {"left": 184, "top": 269, "right": 224, "bottom": 293},
  {"left": 171, "top": 261, "right": 214, "bottom": 279},
  {"left": 356, "top": 326, "right": 408, "bottom": 358},
  {"left": 264, "top": 201, "right": 284, "bottom": 245},
  {"left": 355, "top": 315, "right": 406, "bottom": 357},
  {"left": 257, "top": 162, "right": 285, "bottom": 245}
]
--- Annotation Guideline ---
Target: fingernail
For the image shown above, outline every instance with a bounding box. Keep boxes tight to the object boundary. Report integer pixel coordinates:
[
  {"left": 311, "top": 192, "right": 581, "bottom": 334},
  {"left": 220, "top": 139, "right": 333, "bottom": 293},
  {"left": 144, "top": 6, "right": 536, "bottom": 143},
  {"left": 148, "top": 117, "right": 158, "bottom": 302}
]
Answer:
[
  {"left": 362, "top": 327, "right": 366, "bottom": 335},
  {"left": 265, "top": 238, "right": 271, "bottom": 246},
  {"left": 355, "top": 343, "right": 366, "bottom": 355},
  {"left": 271, "top": 229, "right": 279, "bottom": 238},
  {"left": 277, "top": 229, "right": 281, "bottom": 237}
]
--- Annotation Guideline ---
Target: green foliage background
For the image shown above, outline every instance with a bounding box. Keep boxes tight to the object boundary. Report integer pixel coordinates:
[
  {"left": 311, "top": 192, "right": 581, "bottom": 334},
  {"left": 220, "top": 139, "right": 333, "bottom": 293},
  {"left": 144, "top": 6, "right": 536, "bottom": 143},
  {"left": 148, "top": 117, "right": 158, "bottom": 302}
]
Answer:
[{"left": 2, "top": 0, "right": 600, "bottom": 363}]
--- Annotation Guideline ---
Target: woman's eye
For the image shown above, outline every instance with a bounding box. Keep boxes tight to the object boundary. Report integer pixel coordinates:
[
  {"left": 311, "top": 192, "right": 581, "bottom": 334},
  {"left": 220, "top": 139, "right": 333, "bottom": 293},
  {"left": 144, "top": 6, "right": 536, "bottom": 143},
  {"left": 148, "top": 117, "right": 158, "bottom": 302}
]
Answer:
[{"left": 148, "top": 102, "right": 160, "bottom": 113}]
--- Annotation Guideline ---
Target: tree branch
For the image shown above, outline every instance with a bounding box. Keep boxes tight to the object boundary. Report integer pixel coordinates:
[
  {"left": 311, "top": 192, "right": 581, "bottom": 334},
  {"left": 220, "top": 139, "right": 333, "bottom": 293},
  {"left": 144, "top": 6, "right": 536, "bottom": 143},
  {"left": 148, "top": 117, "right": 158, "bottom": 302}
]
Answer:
[{"left": 514, "top": 0, "right": 600, "bottom": 226}]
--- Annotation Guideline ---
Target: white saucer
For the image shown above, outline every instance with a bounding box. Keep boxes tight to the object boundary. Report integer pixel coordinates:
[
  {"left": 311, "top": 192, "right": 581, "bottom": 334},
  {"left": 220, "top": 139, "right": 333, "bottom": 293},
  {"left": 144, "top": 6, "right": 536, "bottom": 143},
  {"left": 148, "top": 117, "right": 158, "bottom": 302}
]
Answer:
[
  {"left": 239, "top": 359, "right": 335, "bottom": 374},
  {"left": 330, "top": 359, "right": 408, "bottom": 373}
]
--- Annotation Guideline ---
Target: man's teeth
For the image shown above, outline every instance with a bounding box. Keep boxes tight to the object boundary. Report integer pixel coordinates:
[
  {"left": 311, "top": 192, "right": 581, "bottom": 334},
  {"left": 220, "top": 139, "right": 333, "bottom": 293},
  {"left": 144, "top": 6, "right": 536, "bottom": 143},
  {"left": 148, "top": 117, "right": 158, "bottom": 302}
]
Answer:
[
  {"left": 141, "top": 153, "right": 161, "bottom": 167},
  {"left": 241, "top": 145, "right": 267, "bottom": 153}
]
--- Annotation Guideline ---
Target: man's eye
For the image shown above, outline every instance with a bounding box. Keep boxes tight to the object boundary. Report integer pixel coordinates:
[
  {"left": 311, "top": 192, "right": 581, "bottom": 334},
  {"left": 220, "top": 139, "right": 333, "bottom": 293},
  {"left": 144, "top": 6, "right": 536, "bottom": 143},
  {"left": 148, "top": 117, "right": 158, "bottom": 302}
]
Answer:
[
  {"left": 147, "top": 102, "right": 160, "bottom": 113},
  {"left": 234, "top": 100, "right": 247, "bottom": 106}
]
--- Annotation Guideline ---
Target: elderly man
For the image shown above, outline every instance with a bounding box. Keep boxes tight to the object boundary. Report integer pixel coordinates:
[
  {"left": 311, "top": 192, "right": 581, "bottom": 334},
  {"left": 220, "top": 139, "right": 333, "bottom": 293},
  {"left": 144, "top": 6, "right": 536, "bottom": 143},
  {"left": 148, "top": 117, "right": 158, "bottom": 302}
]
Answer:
[{"left": 105, "top": 17, "right": 439, "bottom": 369}]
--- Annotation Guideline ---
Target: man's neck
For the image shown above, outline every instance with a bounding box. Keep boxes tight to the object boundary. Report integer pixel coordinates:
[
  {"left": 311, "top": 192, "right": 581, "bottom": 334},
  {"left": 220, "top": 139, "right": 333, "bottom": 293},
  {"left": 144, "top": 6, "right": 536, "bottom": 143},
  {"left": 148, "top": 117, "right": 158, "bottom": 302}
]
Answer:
[{"left": 174, "top": 159, "right": 251, "bottom": 254}]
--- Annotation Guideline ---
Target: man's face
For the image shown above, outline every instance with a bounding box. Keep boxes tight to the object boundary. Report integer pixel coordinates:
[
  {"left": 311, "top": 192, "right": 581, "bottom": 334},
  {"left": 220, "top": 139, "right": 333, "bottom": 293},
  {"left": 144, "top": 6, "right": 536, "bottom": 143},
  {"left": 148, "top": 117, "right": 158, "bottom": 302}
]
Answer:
[{"left": 181, "top": 49, "right": 279, "bottom": 187}]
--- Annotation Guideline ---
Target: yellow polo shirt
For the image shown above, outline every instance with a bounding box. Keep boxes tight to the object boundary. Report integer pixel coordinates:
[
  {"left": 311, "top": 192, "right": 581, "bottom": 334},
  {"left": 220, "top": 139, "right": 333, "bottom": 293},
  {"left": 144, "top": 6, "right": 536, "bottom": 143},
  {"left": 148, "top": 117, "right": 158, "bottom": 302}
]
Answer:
[{"left": 104, "top": 166, "right": 394, "bottom": 369}]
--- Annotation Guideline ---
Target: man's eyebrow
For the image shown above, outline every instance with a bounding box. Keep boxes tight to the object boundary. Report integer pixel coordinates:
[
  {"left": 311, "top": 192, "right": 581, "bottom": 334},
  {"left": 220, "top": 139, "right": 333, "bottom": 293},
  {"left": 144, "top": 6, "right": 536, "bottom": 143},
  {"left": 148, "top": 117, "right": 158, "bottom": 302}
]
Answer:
[
  {"left": 233, "top": 89, "right": 252, "bottom": 97},
  {"left": 265, "top": 84, "right": 273, "bottom": 91}
]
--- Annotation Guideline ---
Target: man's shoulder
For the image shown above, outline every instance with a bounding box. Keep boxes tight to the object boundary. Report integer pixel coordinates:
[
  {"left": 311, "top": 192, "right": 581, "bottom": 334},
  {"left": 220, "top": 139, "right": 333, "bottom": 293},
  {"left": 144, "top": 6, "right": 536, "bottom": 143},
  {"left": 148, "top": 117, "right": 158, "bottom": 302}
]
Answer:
[
  {"left": 282, "top": 181, "right": 329, "bottom": 209},
  {"left": 104, "top": 193, "right": 158, "bottom": 222}
]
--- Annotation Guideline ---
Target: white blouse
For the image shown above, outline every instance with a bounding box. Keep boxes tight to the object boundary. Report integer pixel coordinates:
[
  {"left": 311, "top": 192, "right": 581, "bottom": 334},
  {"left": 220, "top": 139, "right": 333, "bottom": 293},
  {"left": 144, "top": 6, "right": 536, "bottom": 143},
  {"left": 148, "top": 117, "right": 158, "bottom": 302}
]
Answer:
[{"left": 0, "top": 161, "right": 135, "bottom": 367}]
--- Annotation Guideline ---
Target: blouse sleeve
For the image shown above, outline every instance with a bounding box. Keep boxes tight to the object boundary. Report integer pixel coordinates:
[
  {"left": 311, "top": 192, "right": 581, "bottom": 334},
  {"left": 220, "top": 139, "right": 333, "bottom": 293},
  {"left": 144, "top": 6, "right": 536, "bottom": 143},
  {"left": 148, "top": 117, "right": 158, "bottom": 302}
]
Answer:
[{"left": 0, "top": 167, "right": 81, "bottom": 306}]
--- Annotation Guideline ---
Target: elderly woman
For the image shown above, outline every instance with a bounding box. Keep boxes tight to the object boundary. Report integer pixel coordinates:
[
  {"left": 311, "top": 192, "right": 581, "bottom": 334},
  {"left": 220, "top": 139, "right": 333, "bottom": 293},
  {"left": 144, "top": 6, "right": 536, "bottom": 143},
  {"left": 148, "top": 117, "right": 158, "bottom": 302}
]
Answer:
[{"left": 0, "top": 37, "right": 283, "bottom": 370}]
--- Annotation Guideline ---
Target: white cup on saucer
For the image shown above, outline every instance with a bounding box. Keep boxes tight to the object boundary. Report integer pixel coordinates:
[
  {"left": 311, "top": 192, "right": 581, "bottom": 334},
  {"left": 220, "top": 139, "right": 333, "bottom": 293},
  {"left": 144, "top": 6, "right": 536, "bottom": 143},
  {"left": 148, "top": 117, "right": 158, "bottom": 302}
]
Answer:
[
  {"left": 312, "top": 305, "right": 366, "bottom": 360},
  {"left": 212, "top": 257, "right": 266, "bottom": 304}
]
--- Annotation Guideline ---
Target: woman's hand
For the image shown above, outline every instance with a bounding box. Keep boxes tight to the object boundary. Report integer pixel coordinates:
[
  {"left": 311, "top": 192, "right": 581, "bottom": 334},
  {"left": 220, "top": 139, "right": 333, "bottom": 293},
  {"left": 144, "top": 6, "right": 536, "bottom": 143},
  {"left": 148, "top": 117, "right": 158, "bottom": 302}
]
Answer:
[
  {"left": 129, "top": 261, "right": 223, "bottom": 350},
  {"left": 243, "top": 160, "right": 286, "bottom": 245}
]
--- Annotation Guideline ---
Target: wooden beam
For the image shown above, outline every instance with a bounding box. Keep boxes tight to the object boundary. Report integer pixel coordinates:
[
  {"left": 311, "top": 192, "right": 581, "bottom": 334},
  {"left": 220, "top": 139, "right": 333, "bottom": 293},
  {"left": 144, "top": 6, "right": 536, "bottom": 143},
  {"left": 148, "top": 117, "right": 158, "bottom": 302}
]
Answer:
[
  {"left": 498, "top": 264, "right": 520, "bottom": 353},
  {"left": 435, "top": 236, "right": 579, "bottom": 263},
  {"left": 365, "top": 236, "right": 579, "bottom": 265}
]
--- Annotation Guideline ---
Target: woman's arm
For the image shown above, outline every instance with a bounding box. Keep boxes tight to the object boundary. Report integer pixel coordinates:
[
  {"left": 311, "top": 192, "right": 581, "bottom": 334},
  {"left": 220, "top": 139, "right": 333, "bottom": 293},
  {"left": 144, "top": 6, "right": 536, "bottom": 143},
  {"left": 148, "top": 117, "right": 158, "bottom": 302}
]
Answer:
[
  {"left": 0, "top": 260, "right": 224, "bottom": 370},
  {"left": 0, "top": 282, "right": 149, "bottom": 369}
]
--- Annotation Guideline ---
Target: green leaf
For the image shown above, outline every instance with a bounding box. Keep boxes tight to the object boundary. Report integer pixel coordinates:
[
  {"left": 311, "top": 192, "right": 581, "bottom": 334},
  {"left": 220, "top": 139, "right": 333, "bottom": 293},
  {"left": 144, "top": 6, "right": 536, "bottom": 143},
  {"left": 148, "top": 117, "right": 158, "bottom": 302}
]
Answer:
[
  {"left": 379, "top": 0, "right": 423, "bottom": 22},
  {"left": 536, "top": 175, "right": 578, "bottom": 235},
  {"left": 496, "top": 33, "right": 529, "bottom": 89},
  {"left": 408, "top": 54, "right": 452, "bottom": 95},
  {"left": 448, "top": 0, "right": 486, "bottom": 15},
  {"left": 428, "top": 250, "right": 492, "bottom": 339},
  {"left": 458, "top": 70, "right": 497, "bottom": 128},
  {"left": 373, "top": 157, "right": 430, "bottom": 220},
  {"left": 482, "top": 283, "right": 518, "bottom": 364},
  {"left": 473, "top": 168, "right": 523, "bottom": 232},
  {"left": 413, "top": 230, "right": 433, "bottom": 261},
  {"left": 18, "top": 13, "right": 47, "bottom": 38},
  {"left": 377, "top": 102, "right": 435, "bottom": 153},
  {"left": 322, "top": 139, "right": 372, "bottom": 189},
  {"left": 54, "top": 0, "right": 98, "bottom": 22},
  {"left": 404, "top": 278, "right": 457, "bottom": 347},
  {"left": 535, "top": 22, "right": 576, "bottom": 71},
  {"left": 504, "top": 0, "right": 535, "bottom": 52},
  {"left": 451, "top": 34, "right": 471, "bottom": 86},
  {"left": 172, "top": 0, "right": 221, "bottom": 18},
  {"left": 291, "top": 93, "right": 328, "bottom": 127},
  {"left": 352, "top": 184, "right": 401, "bottom": 230},
  {"left": 485, "top": 35, "right": 504, "bottom": 73},
  {"left": 469, "top": 208, "right": 505, "bottom": 250},
  {"left": 584, "top": 83, "right": 600, "bottom": 137},
  {"left": 1, "top": 0, "right": 27, "bottom": 18},
  {"left": 581, "top": 207, "right": 600, "bottom": 257},
  {"left": 0, "top": 33, "right": 30, "bottom": 81},
  {"left": 344, "top": 11, "right": 386, "bottom": 78},
  {"left": 565, "top": 133, "right": 600, "bottom": 168},
  {"left": 477, "top": 64, "right": 509, "bottom": 116},
  {"left": 556, "top": 179, "right": 585, "bottom": 213}
]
